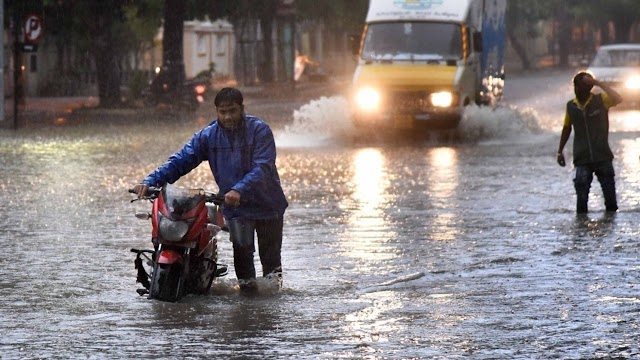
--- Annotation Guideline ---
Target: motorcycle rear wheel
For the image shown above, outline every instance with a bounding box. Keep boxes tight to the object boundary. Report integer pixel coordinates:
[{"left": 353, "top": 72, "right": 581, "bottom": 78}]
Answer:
[
  {"left": 179, "top": 93, "right": 199, "bottom": 112},
  {"left": 149, "top": 262, "right": 185, "bottom": 302}
]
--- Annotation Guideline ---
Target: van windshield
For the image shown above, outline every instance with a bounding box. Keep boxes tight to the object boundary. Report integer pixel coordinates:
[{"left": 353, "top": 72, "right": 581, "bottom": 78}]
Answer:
[
  {"left": 361, "top": 22, "right": 462, "bottom": 61},
  {"left": 591, "top": 48, "right": 640, "bottom": 67}
]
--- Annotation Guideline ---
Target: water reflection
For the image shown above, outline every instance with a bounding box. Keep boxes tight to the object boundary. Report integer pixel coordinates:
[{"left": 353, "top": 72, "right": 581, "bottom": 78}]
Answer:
[
  {"left": 352, "top": 148, "right": 385, "bottom": 206},
  {"left": 426, "top": 147, "right": 460, "bottom": 241},
  {"left": 618, "top": 138, "right": 640, "bottom": 208},
  {"left": 610, "top": 109, "right": 640, "bottom": 132},
  {"left": 343, "top": 291, "right": 404, "bottom": 344},
  {"left": 340, "top": 148, "right": 397, "bottom": 263}
]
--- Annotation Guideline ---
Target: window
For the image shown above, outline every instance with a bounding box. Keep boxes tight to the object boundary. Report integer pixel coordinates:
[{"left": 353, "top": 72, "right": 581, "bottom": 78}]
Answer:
[
  {"left": 362, "top": 22, "right": 462, "bottom": 61},
  {"left": 197, "top": 33, "right": 207, "bottom": 55},
  {"left": 30, "top": 55, "right": 37, "bottom": 73}
]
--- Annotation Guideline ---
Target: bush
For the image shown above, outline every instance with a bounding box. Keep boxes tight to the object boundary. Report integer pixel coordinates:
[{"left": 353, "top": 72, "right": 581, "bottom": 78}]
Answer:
[{"left": 129, "top": 70, "right": 150, "bottom": 100}]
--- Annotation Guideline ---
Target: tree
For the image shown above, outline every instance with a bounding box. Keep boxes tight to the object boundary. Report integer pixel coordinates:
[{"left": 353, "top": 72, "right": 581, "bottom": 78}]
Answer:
[
  {"left": 86, "top": 0, "right": 126, "bottom": 107},
  {"left": 505, "top": 0, "right": 558, "bottom": 70},
  {"left": 190, "top": 0, "right": 368, "bottom": 85},
  {"left": 576, "top": 0, "right": 640, "bottom": 43},
  {"left": 295, "top": 0, "right": 368, "bottom": 31},
  {"left": 122, "top": 1, "right": 164, "bottom": 71},
  {"left": 256, "top": 1, "right": 278, "bottom": 83},
  {"left": 150, "top": 0, "right": 187, "bottom": 104}
]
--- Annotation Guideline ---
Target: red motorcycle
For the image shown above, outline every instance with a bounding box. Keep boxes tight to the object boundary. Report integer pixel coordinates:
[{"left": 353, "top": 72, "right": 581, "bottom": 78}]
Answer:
[{"left": 130, "top": 184, "right": 228, "bottom": 302}]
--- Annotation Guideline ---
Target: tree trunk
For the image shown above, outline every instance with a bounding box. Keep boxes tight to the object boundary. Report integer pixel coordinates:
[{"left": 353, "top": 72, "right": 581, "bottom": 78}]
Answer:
[
  {"left": 258, "top": 0, "right": 278, "bottom": 83},
  {"left": 614, "top": 20, "right": 633, "bottom": 43},
  {"left": 88, "top": 1, "right": 121, "bottom": 108},
  {"left": 161, "top": 0, "right": 186, "bottom": 95},
  {"left": 557, "top": 11, "right": 571, "bottom": 68},
  {"left": 259, "top": 17, "right": 274, "bottom": 83},
  {"left": 600, "top": 22, "right": 610, "bottom": 45}
]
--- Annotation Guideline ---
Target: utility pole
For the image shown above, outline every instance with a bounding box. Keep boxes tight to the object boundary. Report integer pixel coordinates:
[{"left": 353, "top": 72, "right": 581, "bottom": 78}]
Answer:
[
  {"left": 13, "top": 4, "right": 20, "bottom": 129},
  {"left": 0, "top": 2, "right": 4, "bottom": 124}
]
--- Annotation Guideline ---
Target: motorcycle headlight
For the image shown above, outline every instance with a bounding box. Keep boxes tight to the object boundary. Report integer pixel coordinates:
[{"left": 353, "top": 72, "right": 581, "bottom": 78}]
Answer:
[
  {"left": 355, "top": 87, "right": 381, "bottom": 112},
  {"left": 625, "top": 75, "right": 640, "bottom": 90},
  {"left": 430, "top": 91, "right": 453, "bottom": 107},
  {"left": 158, "top": 215, "right": 189, "bottom": 242}
]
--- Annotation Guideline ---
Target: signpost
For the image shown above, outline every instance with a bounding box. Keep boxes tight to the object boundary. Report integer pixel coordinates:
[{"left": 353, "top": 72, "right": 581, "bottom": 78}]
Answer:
[
  {"left": 13, "top": 14, "right": 43, "bottom": 129},
  {"left": 0, "top": 4, "right": 3, "bottom": 124}
]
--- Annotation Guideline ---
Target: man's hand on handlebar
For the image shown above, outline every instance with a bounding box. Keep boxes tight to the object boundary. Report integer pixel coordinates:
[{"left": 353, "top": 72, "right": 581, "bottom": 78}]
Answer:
[
  {"left": 133, "top": 184, "right": 149, "bottom": 199},
  {"left": 225, "top": 189, "right": 241, "bottom": 207}
]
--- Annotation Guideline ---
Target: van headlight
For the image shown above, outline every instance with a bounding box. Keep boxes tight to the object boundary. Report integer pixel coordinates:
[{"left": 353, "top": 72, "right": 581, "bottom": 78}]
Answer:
[
  {"left": 625, "top": 75, "right": 640, "bottom": 90},
  {"left": 355, "top": 87, "right": 381, "bottom": 112},
  {"left": 430, "top": 91, "right": 453, "bottom": 107}
]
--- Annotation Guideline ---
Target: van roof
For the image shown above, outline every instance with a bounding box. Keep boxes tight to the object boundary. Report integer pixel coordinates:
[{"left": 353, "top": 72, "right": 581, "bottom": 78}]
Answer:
[{"left": 366, "top": 0, "right": 472, "bottom": 23}]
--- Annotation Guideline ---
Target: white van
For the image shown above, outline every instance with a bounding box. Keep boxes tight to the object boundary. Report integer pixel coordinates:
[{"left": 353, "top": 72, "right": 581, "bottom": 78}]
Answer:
[{"left": 351, "top": 0, "right": 506, "bottom": 130}]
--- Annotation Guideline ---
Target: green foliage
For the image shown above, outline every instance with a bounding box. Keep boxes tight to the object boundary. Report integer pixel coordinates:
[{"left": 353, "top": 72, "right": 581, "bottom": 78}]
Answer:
[
  {"left": 123, "top": 1, "right": 163, "bottom": 47},
  {"left": 128, "top": 70, "right": 150, "bottom": 100},
  {"left": 506, "top": 0, "right": 557, "bottom": 35},
  {"left": 185, "top": 0, "right": 368, "bottom": 32},
  {"left": 295, "top": 0, "right": 368, "bottom": 31}
]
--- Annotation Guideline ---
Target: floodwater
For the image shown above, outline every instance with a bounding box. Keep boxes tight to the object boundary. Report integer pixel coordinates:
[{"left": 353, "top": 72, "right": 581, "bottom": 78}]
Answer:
[{"left": 1, "top": 69, "right": 640, "bottom": 359}]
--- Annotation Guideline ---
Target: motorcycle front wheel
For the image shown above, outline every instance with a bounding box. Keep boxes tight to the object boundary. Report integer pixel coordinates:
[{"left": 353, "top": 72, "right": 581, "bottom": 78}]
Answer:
[{"left": 148, "top": 262, "right": 186, "bottom": 302}]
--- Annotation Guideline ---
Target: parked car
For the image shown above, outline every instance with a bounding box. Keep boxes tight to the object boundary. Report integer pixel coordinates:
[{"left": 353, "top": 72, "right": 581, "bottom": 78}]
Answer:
[{"left": 587, "top": 43, "right": 640, "bottom": 107}]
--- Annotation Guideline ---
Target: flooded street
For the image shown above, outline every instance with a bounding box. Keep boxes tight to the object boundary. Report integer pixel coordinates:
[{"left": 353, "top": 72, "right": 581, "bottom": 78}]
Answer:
[{"left": 2, "top": 69, "right": 640, "bottom": 359}]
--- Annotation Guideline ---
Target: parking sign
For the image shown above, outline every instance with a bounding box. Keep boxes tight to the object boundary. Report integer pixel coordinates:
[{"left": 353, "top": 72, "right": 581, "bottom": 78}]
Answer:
[{"left": 24, "top": 14, "right": 43, "bottom": 43}]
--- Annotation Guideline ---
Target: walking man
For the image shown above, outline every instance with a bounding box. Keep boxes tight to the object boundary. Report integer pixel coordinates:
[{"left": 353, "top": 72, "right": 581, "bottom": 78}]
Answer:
[
  {"left": 557, "top": 72, "right": 623, "bottom": 214},
  {"left": 133, "top": 87, "right": 288, "bottom": 296}
]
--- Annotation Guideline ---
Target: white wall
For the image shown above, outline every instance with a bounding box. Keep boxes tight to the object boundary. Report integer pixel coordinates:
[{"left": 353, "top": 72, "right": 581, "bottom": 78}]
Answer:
[{"left": 183, "top": 19, "right": 234, "bottom": 79}]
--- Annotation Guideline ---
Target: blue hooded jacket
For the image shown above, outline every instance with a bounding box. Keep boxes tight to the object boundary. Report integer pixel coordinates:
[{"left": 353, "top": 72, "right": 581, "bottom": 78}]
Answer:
[{"left": 143, "top": 115, "right": 288, "bottom": 220}]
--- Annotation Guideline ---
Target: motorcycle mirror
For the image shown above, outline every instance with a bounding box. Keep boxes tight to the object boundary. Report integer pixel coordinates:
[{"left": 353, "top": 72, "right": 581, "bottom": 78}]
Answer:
[{"left": 135, "top": 211, "right": 151, "bottom": 220}]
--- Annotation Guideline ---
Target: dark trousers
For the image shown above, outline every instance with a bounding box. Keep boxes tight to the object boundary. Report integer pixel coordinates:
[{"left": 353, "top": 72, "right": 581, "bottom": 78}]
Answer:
[
  {"left": 573, "top": 160, "right": 618, "bottom": 214},
  {"left": 227, "top": 216, "right": 283, "bottom": 281}
]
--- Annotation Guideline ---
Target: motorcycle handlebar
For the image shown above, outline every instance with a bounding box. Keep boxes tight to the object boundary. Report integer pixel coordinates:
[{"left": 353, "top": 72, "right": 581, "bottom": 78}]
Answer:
[
  {"left": 205, "top": 192, "right": 225, "bottom": 205},
  {"left": 128, "top": 186, "right": 161, "bottom": 201},
  {"left": 128, "top": 186, "right": 225, "bottom": 205}
]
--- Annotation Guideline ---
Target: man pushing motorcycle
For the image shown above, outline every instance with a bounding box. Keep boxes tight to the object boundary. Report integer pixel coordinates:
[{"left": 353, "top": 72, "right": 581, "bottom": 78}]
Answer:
[{"left": 133, "top": 87, "right": 288, "bottom": 297}]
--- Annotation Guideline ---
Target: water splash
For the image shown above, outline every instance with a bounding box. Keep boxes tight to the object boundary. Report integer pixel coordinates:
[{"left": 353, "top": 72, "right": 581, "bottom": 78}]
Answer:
[
  {"left": 275, "top": 96, "right": 550, "bottom": 147},
  {"left": 275, "top": 96, "right": 353, "bottom": 147},
  {"left": 458, "top": 104, "right": 547, "bottom": 142}
]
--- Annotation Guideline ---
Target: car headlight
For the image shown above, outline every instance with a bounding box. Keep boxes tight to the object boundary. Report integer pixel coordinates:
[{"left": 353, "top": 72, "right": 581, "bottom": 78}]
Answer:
[
  {"left": 430, "top": 91, "right": 453, "bottom": 107},
  {"left": 354, "top": 87, "right": 381, "bottom": 112},
  {"left": 625, "top": 75, "right": 640, "bottom": 89}
]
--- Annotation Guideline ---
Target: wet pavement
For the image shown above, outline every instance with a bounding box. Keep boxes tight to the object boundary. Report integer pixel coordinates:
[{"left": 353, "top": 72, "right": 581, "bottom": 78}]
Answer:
[
  {"left": 1, "top": 69, "right": 640, "bottom": 359},
  {"left": 1, "top": 79, "right": 345, "bottom": 130}
]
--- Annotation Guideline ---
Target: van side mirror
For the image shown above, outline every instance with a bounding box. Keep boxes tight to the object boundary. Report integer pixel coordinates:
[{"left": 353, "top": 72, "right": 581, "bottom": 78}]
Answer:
[
  {"left": 349, "top": 34, "right": 361, "bottom": 56},
  {"left": 473, "top": 31, "right": 482, "bottom": 52}
]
